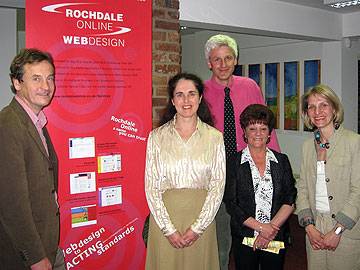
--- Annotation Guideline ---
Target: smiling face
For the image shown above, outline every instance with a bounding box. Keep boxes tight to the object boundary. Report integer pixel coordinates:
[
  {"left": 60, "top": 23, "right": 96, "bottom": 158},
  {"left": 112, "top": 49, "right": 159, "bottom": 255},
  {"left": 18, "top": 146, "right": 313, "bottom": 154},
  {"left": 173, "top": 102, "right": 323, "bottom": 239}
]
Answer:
[
  {"left": 307, "top": 93, "right": 335, "bottom": 131},
  {"left": 207, "top": 45, "right": 237, "bottom": 86},
  {"left": 244, "top": 122, "right": 270, "bottom": 150},
  {"left": 171, "top": 79, "right": 201, "bottom": 121},
  {"left": 13, "top": 60, "right": 55, "bottom": 115}
]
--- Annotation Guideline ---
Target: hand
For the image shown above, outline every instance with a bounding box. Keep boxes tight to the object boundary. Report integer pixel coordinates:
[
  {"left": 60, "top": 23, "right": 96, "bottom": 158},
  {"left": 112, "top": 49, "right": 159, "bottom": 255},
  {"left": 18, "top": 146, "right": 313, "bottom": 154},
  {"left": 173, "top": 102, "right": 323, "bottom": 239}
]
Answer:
[
  {"left": 182, "top": 228, "right": 199, "bottom": 247},
  {"left": 259, "top": 223, "right": 279, "bottom": 241},
  {"left": 322, "top": 230, "right": 341, "bottom": 251},
  {"left": 253, "top": 234, "right": 271, "bottom": 251},
  {"left": 166, "top": 231, "right": 187, "bottom": 249},
  {"left": 305, "top": 225, "right": 324, "bottom": 250},
  {"left": 30, "top": 258, "right": 52, "bottom": 270}
]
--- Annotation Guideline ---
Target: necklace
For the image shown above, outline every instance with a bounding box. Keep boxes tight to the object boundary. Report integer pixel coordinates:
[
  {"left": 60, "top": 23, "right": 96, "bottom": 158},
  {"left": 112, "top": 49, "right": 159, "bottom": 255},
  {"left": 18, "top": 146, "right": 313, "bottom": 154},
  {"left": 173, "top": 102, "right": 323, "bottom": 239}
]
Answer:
[{"left": 314, "top": 130, "right": 330, "bottom": 149}]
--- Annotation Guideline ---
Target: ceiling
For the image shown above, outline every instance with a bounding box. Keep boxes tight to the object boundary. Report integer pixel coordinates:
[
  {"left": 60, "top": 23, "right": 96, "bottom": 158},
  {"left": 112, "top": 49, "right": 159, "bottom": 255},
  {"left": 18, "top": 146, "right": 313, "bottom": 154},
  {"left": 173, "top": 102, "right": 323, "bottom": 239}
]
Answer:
[
  {"left": 181, "top": 0, "right": 360, "bottom": 37},
  {"left": 275, "top": 0, "right": 360, "bottom": 13}
]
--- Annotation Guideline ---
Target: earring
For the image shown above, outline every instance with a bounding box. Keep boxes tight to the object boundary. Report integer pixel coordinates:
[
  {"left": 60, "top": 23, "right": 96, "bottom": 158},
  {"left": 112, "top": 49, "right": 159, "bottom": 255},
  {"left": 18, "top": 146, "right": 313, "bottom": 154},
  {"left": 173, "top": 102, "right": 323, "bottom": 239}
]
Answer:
[
  {"left": 334, "top": 122, "right": 340, "bottom": 130},
  {"left": 243, "top": 134, "right": 248, "bottom": 144}
]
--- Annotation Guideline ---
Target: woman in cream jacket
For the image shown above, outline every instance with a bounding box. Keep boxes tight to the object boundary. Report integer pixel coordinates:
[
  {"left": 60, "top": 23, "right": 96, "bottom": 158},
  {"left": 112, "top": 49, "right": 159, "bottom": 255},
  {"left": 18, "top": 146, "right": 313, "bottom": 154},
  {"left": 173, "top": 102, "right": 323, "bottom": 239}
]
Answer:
[{"left": 296, "top": 84, "right": 360, "bottom": 270}]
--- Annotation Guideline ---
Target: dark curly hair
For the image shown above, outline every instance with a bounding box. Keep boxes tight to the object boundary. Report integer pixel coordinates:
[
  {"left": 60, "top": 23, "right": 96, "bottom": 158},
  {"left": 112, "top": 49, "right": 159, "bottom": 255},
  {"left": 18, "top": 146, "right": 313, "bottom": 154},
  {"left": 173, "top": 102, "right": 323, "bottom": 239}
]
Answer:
[
  {"left": 9, "top": 48, "right": 55, "bottom": 94},
  {"left": 159, "top": 73, "right": 213, "bottom": 126},
  {"left": 240, "top": 104, "right": 275, "bottom": 133}
]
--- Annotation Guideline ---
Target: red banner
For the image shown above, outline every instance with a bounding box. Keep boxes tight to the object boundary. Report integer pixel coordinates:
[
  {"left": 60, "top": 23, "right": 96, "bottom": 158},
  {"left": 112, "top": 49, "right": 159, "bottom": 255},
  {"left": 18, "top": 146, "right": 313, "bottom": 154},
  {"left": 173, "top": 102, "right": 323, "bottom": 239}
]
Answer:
[{"left": 26, "top": 1, "right": 151, "bottom": 269}]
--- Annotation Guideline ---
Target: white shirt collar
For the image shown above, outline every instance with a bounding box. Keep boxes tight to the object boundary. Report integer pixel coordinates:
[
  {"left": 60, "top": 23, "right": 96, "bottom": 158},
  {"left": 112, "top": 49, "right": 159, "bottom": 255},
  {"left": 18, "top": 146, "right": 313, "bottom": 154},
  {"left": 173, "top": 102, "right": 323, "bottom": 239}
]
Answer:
[{"left": 240, "top": 146, "right": 278, "bottom": 164}]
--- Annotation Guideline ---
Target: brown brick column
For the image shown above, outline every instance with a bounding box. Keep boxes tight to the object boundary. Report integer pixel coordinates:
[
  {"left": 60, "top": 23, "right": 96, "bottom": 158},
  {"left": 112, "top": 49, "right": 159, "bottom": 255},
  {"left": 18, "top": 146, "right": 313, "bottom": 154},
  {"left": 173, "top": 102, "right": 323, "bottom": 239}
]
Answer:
[{"left": 152, "top": 0, "right": 181, "bottom": 127}]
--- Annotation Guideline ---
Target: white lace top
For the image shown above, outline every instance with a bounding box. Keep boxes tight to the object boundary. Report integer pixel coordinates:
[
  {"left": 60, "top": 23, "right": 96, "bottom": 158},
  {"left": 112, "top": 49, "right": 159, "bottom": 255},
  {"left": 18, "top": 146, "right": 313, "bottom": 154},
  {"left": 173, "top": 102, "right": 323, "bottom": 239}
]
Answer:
[{"left": 241, "top": 146, "right": 278, "bottom": 236}]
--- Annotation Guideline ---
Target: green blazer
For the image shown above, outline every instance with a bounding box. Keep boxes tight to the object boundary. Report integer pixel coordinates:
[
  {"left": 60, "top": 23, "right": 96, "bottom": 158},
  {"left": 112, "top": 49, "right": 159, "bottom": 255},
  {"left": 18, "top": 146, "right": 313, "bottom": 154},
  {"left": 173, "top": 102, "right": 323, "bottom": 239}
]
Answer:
[
  {"left": 0, "top": 98, "right": 59, "bottom": 269},
  {"left": 296, "top": 126, "right": 360, "bottom": 239}
]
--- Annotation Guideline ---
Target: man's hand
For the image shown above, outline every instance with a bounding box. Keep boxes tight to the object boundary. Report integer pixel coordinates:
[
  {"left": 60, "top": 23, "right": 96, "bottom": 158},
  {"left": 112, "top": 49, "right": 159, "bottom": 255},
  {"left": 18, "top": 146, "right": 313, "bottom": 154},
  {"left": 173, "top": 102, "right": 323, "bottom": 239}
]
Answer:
[{"left": 31, "top": 257, "right": 52, "bottom": 270}]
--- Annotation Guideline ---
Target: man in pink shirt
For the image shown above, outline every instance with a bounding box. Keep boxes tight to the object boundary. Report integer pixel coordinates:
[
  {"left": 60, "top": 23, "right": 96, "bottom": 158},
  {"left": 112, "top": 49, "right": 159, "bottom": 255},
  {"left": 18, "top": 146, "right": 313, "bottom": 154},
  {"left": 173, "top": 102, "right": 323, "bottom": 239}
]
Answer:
[{"left": 204, "top": 34, "right": 280, "bottom": 269}]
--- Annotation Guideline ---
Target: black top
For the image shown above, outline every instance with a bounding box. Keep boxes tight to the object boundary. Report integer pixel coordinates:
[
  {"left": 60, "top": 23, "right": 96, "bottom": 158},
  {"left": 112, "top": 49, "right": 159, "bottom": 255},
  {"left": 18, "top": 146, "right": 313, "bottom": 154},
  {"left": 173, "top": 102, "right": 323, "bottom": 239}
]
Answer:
[{"left": 224, "top": 149, "right": 297, "bottom": 242}]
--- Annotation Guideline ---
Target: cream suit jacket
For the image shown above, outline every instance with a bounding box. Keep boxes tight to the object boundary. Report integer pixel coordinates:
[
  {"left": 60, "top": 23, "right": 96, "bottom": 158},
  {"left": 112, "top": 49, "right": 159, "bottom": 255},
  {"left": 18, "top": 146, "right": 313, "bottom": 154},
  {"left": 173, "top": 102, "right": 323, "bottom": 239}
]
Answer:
[{"left": 296, "top": 126, "right": 360, "bottom": 239}]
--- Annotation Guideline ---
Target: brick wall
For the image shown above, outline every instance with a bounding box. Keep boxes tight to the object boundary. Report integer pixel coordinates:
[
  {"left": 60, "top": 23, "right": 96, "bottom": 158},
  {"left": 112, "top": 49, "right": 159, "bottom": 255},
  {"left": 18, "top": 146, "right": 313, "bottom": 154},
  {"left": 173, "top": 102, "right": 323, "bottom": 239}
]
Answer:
[{"left": 152, "top": 0, "right": 181, "bottom": 127}]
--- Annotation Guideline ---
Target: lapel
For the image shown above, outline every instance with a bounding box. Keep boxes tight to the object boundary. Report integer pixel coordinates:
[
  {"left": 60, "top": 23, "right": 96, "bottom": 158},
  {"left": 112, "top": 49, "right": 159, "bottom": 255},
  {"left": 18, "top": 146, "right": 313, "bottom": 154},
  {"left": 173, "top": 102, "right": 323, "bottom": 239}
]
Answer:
[
  {"left": 270, "top": 158, "right": 281, "bottom": 196},
  {"left": 11, "top": 98, "right": 50, "bottom": 161},
  {"left": 238, "top": 152, "right": 255, "bottom": 203},
  {"left": 326, "top": 126, "right": 344, "bottom": 161}
]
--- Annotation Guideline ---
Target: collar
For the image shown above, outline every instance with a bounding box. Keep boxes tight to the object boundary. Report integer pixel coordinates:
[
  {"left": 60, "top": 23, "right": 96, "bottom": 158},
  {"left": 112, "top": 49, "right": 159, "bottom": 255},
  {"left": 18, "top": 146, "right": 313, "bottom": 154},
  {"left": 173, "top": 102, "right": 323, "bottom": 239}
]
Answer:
[
  {"left": 241, "top": 145, "right": 278, "bottom": 164},
  {"left": 210, "top": 75, "right": 234, "bottom": 89},
  {"left": 171, "top": 114, "right": 202, "bottom": 138},
  {"left": 15, "top": 95, "right": 47, "bottom": 128}
]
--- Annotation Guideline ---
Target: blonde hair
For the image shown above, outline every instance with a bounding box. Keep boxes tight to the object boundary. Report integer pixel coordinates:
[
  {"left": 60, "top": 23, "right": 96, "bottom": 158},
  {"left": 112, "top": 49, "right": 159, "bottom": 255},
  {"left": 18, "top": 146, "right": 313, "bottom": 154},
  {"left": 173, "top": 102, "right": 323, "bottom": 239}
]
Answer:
[
  {"left": 302, "top": 84, "right": 344, "bottom": 129},
  {"left": 204, "top": 34, "right": 238, "bottom": 62}
]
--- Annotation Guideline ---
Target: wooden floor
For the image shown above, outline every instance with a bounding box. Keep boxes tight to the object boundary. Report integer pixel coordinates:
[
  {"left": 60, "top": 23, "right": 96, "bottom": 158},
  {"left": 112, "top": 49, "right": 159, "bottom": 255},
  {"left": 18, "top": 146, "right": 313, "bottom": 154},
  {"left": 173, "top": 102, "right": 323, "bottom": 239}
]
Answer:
[{"left": 228, "top": 214, "right": 307, "bottom": 270}]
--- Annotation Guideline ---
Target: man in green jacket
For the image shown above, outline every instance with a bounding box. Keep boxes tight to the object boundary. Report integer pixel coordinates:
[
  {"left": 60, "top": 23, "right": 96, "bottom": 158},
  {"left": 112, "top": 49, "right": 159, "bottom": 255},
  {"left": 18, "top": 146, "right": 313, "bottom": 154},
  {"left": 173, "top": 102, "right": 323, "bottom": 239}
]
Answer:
[{"left": 0, "top": 48, "right": 65, "bottom": 270}]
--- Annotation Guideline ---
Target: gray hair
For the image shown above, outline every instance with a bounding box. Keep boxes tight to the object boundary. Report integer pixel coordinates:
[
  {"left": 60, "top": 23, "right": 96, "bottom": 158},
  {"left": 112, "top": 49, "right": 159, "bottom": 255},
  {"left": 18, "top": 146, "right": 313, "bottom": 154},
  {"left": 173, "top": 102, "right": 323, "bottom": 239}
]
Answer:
[{"left": 204, "top": 34, "right": 238, "bottom": 62}]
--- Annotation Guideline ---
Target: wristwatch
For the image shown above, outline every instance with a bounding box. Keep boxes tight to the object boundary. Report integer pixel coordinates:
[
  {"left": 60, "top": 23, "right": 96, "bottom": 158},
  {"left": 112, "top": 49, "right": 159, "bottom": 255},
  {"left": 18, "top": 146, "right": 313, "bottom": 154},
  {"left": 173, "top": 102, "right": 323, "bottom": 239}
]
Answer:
[{"left": 334, "top": 226, "right": 344, "bottom": 235}]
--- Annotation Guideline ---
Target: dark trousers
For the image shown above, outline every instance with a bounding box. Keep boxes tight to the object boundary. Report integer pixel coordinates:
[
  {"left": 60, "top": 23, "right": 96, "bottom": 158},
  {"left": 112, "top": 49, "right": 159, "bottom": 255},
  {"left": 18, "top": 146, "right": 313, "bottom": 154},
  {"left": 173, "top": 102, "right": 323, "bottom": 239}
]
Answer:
[
  {"left": 232, "top": 235, "right": 285, "bottom": 270},
  {"left": 216, "top": 202, "right": 232, "bottom": 270}
]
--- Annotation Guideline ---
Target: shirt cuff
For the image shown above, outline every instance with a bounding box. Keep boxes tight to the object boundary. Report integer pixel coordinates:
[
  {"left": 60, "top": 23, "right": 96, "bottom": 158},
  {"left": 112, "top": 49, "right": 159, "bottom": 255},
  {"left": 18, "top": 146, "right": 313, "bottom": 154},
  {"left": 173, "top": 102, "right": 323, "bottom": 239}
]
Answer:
[
  {"left": 297, "top": 208, "right": 314, "bottom": 227},
  {"left": 336, "top": 212, "right": 356, "bottom": 230},
  {"left": 190, "top": 224, "right": 203, "bottom": 235}
]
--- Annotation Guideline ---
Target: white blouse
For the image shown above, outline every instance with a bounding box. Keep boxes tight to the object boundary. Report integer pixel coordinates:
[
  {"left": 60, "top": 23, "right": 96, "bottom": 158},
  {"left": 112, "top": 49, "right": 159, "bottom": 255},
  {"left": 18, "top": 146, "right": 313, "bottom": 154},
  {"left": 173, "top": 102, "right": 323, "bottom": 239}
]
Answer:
[
  {"left": 145, "top": 116, "right": 226, "bottom": 236},
  {"left": 241, "top": 146, "right": 278, "bottom": 236},
  {"left": 315, "top": 161, "right": 330, "bottom": 213}
]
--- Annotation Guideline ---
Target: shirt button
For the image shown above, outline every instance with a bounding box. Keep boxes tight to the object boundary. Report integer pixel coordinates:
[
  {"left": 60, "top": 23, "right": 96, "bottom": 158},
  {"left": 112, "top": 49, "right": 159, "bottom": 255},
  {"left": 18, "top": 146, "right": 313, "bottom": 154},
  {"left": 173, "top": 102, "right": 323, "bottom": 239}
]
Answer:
[
  {"left": 325, "top": 178, "right": 330, "bottom": 182},
  {"left": 332, "top": 214, "right": 336, "bottom": 218},
  {"left": 329, "top": 196, "right": 333, "bottom": 200}
]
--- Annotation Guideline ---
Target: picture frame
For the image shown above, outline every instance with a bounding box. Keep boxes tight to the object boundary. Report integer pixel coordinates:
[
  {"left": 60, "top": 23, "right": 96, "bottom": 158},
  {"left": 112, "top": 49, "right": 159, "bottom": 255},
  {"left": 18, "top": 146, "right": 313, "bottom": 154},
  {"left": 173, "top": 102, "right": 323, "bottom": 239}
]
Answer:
[
  {"left": 304, "top": 59, "right": 321, "bottom": 92},
  {"left": 233, "top": 64, "right": 243, "bottom": 76},
  {"left": 249, "top": 64, "right": 261, "bottom": 87},
  {"left": 304, "top": 59, "right": 321, "bottom": 131},
  {"left": 265, "top": 63, "right": 280, "bottom": 128},
  {"left": 284, "top": 61, "right": 299, "bottom": 130}
]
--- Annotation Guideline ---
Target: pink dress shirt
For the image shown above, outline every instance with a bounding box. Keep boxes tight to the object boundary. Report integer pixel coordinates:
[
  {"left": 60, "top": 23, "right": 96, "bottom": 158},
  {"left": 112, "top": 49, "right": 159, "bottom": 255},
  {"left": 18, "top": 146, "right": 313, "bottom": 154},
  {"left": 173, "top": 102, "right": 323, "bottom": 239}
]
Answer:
[
  {"left": 15, "top": 95, "right": 49, "bottom": 155},
  {"left": 204, "top": 75, "right": 280, "bottom": 152}
]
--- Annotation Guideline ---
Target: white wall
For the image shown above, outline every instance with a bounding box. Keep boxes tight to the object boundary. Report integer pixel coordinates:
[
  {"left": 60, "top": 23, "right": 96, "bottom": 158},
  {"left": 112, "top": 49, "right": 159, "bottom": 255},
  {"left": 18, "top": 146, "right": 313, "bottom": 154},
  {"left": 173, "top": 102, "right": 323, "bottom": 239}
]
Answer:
[
  {"left": 343, "top": 11, "right": 360, "bottom": 37},
  {"left": 180, "top": 0, "right": 342, "bottom": 41},
  {"left": 0, "top": 8, "right": 17, "bottom": 110}
]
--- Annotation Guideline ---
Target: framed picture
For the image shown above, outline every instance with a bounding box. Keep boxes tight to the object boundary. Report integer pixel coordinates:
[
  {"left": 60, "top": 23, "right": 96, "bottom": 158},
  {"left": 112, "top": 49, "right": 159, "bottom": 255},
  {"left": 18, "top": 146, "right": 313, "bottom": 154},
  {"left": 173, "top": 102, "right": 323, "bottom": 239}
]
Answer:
[
  {"left": 304, "top": 59, "right": 321, "bottom": 92},
  {"left": 265, "top": 63, "right": 279, "bottom": 128},
  {"left": 284, "top": 61, "right": 299, "bottom": 130},
  {"left": 304, "top": 60, "right": 321, "bottom": 131},
  {"left": 233, "top": 64, "right": 243, "bottom": 76},
  {"left": 248, "top": 64, "right": 261, "bottom": 87}
]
